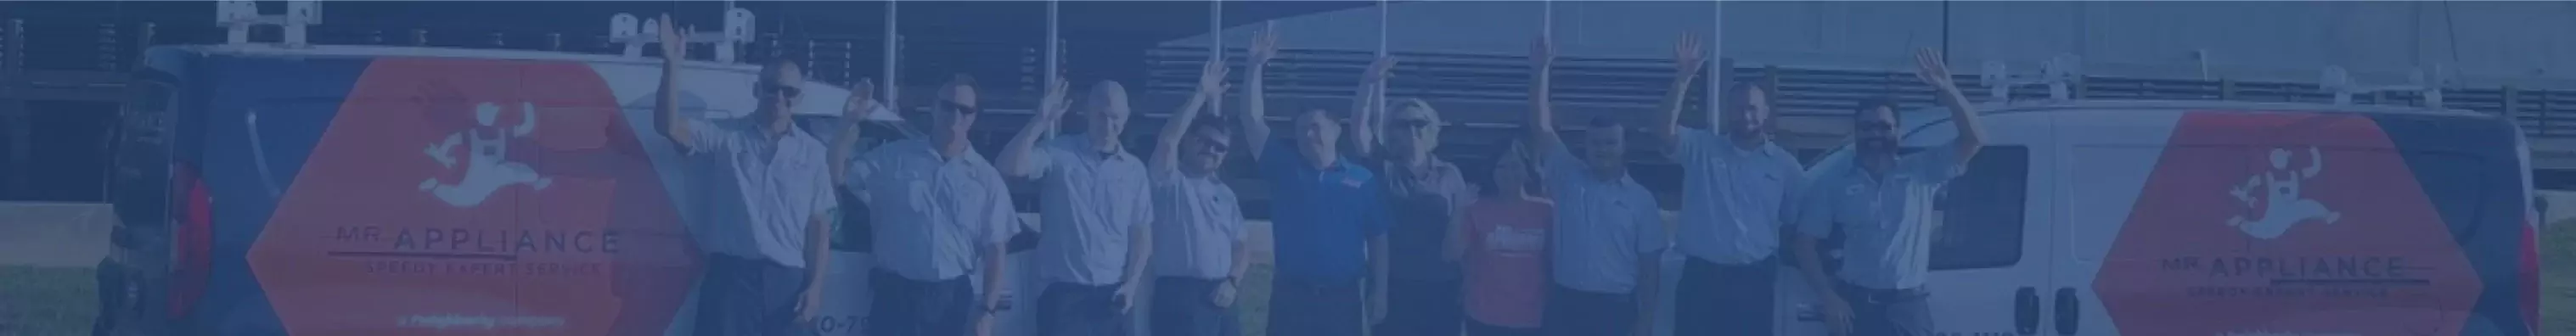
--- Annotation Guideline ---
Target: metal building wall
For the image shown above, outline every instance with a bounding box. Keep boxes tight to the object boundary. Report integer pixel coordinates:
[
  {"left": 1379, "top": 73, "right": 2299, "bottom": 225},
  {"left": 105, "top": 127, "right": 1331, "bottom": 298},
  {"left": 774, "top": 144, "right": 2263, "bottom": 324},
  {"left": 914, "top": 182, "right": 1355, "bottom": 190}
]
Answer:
[{"left": 1166, "top": 1, "right": 2576, "bottom": 89}]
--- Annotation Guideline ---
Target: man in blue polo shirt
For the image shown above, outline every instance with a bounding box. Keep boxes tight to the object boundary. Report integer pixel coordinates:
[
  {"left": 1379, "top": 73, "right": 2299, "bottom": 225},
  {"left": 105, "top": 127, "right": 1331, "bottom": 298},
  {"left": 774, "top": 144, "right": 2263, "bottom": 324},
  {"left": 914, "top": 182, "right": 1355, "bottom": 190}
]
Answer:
[{"left": 1235, "top": 22, "right": 1392, "bottom": 336}]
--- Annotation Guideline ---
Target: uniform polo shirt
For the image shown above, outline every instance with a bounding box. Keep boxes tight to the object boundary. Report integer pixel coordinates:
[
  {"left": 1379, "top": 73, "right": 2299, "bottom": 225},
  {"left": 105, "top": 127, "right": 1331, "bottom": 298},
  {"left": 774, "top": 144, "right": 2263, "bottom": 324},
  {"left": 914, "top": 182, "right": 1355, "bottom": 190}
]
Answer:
[
  {"left": 1258, "top": 137, "right": 1389, "bottom": 285},
  {"left": 846, "top": 139, "right": 1018, "bottom": 282},
  {"left": 1794, "top": 147, "right": 1965, "bottom": 290},
  {"left": 682, "top": 118, "right": 836, "bottom": 268},
  {"left": 1669, "top": 127, "right": 1806, "bottom": 264},
  {"left": 1149, "top": 169, "right": 1246, "bottom": 279},
  {"left": 1538, "top": 140, "right": 1668, "bottom": 294},
  {"left": 1024, "top": 136, "right": 1155, "bottom": 285}
]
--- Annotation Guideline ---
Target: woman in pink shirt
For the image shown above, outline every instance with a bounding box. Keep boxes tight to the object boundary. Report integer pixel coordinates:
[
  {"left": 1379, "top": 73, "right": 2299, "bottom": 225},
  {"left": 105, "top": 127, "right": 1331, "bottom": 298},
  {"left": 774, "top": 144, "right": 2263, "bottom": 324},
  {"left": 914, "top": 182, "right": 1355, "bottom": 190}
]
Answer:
[{"left": 1454, "top": 141, "right": 1554, "bottom": 336}]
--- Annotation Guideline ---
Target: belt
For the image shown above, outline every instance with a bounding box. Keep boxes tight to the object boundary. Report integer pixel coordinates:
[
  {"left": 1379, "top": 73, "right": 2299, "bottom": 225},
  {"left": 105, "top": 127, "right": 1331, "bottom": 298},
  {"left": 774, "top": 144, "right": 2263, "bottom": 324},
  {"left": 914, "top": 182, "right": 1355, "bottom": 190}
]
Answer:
[{"left": 1837, "top": 282, "right": 1928, "bottom": 305}]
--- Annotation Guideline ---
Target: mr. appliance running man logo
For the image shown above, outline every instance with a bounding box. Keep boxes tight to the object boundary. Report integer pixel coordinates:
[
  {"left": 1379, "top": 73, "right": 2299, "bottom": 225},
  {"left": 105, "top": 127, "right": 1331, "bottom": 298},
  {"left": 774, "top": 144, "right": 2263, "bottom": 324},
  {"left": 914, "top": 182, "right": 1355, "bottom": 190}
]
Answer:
[
  {"left": 419, "top": 102, "right": 553, "bottom": 208},
  {"left": 2224, "top": 147, "right": 2342, "bottom": 239}
]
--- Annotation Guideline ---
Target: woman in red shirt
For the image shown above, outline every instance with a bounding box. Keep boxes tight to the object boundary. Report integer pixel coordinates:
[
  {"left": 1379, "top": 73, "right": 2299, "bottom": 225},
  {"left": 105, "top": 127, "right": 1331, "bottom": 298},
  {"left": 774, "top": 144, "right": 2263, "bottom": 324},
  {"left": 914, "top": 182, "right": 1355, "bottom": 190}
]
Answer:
[{"left": 1455, "top": 141, "right": 1553, "bottom": 336}]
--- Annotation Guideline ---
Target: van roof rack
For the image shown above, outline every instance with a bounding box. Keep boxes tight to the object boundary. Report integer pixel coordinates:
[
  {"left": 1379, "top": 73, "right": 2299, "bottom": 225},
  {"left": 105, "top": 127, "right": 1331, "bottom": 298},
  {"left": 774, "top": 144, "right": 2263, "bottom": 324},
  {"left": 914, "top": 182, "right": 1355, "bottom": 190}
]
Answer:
[
  {"left": 609, "top": 8, "right": 757, "bottom": 64},
  {"left": 1981, "top": 53, "right": 2082, "bottom": 104},
  {"left": 2321, "top": 64, "right": 2449, "bottom": 108},
  {"left": 217, "top": 0, "right": 322, "bottom": 48}
]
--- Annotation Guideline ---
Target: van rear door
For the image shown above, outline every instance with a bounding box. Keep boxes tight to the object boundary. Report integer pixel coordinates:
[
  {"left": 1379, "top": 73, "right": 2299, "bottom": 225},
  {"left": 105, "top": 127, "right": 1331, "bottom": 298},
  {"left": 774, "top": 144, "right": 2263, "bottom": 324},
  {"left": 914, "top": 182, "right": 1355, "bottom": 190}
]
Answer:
[{"left": 2059, "top": 109, "right": 2525, "bottom": 335}]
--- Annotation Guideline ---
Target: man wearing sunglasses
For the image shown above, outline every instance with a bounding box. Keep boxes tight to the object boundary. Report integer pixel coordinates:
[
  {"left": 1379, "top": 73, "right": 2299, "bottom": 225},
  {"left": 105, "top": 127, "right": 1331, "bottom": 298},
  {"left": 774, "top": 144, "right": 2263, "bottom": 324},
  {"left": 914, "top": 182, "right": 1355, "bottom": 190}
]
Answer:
[
  {"left": 1144, "top": 53, "right": 1246, "bottom": 336},
  {"left": 1347, "top": 65, "right": 1476, "bottom": 336},
  {"left": 648, "top": 16, "right": 836, "bottom": 336},
  {"left": 1650, "top": 34, "right": 1807, "bottom": 336},
  {"left": 842, "top": 75, "right": 1019, "bottom": 336},
  {"left": 1791, "top": 48, "right": 1988, "bottom": 336}
]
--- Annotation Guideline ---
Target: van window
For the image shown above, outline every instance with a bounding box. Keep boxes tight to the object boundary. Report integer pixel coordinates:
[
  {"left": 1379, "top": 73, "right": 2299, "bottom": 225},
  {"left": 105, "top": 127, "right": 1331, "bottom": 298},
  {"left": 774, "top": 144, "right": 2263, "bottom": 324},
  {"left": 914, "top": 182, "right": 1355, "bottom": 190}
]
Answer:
[{"left": 1931, "top": 146, "right": 2030, "bottom": 271}]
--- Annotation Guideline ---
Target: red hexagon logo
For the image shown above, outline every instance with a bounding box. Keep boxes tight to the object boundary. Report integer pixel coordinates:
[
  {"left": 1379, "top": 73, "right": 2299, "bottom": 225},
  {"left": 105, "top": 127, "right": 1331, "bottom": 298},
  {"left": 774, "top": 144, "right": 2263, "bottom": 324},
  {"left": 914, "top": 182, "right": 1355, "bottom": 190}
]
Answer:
[
  {"left": 249, "top": 58, "right": 700, "bottom": 336},
  {"left": 2095, "top": 111, "right": 2482, "bottom": 335}
]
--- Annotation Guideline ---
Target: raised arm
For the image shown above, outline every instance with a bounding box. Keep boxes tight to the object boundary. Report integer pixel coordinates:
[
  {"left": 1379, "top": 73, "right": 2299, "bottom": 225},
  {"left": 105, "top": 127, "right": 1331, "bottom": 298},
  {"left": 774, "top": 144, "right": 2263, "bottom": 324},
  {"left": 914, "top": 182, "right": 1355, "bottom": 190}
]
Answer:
[
  {"left": 1346, "top": 56, "right": 1397, "bottom": 160},
  {"left": 1153, "top": 57, "right": 1230, "bottom": 173},
  {"left": 1526, "top": 35, "right": 1566, "bottom": 152},
  {"left": 999, "top": 78, "right": 1074, "bottom": 180},
  {"left": 832, "top": 79, "right": 879, "bottom": 186},
  {"left": 1915, "top": 48, "right": 1984, "bottom": 163},
  {"left": 1654, "top": 34, "right": 1707, "bottom": 152},
  {"left": 1239, "top": 22, "right": 1281, "bottom": 160},
  {"left": 653, "top": 14, "right": 696, "bottom": 151}
]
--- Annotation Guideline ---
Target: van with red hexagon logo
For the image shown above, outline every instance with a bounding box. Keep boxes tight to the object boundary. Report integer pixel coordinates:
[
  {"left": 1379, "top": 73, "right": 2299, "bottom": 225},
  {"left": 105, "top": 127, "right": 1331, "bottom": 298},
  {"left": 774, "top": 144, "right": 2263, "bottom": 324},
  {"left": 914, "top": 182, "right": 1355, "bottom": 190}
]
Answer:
[
  {"left": 98, "top": 42, "right": 948, "bottom": 336},
  {"left": 1774, "top": 100, "right": 2539, "bottom": 336}
]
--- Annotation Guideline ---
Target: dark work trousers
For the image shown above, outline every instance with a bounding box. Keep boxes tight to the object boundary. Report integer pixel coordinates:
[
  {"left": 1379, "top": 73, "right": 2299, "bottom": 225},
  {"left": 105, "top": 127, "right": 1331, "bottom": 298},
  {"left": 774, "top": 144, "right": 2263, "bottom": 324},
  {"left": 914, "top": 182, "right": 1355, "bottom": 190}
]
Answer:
[
  {"left": 1266, "top": 278, "right": 1364, "bottom": 336},
  {"left": 1037, "top": 282, "right": 1129, "bottom": 336},
  {"left": 693, "top": 254, "right": 809, "bottom": 336},
  {"left": 1673, "top": 256, "right": 1777, "bottom": 336},
  {"left": 1374, "top": 278, "right": 1464, "bottom": 336},
  {"left": 1835, "top": 282, "right": 1933, "bottom": 336},
  {"left": 1541, "top": 283, "right": 1637, "bottom": 336},
  {"left": 1466, "top": 318, "right": 1544, "bottom": 336},
  {"left": 1151, "top": 277, "right": 1240, "bottom": 336},
  {"left": 869, "top": 269, "right": 977, "bottom": 336}
]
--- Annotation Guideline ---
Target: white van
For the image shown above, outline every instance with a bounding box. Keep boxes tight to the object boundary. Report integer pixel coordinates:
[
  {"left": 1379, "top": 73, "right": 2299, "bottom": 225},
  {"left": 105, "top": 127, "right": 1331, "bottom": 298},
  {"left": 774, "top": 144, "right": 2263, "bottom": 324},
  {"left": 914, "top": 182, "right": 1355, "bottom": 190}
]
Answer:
[{"left": 1763, "top": 100, "right": 2541, "bottom": 336}]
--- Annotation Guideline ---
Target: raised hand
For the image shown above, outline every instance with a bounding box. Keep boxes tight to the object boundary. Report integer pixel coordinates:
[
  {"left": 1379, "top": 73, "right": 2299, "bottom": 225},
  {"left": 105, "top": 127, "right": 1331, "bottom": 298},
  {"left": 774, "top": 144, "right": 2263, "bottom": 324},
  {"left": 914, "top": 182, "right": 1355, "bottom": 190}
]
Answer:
[
  {"left": 1913, "top": 48, "right": 1956, "bottom": 91},
  {"left": 1250, "top": 21, "right": 1283, "bottom": 68},
  {"left": 1674, "top": 32, "right": 1707, "bottom": 77},
  {"left": 1531, "top": 33, "right": 1557, "bottom": 70},
  {"left": 845, "top": 78, "right": 879, "bottom": 120},
  {"left": 1364, "top": 54, "right": 1399, "bottom": 84},
  {"left": 657, "top": 14, "right": 688, "bottom": 61},
  {"left": 1037, "top": 76, "right": 1073, "bottom": 122},
  {"left": 1197, "top": 55, "right": 1231, "bottom": 96}
]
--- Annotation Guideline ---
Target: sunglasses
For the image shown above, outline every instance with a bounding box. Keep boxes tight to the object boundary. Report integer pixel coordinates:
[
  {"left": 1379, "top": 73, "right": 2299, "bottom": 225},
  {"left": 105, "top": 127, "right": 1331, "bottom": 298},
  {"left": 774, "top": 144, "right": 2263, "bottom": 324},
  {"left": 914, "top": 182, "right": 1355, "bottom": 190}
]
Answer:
[
  {"left": 1855, "top": 120, "right": 1894, "bottom": 132},
  {"left": 1193, "top": 136, "right": 1232, "bottom": 154},
  {"left": 1395, "top": 119, "right": 1436, "bottom": 130},
  {"left": 759, "top": 83, "right": 802, "bottom": 100},
  {"left": 942, "top": 101, "right": 980, "bottom": 116}
]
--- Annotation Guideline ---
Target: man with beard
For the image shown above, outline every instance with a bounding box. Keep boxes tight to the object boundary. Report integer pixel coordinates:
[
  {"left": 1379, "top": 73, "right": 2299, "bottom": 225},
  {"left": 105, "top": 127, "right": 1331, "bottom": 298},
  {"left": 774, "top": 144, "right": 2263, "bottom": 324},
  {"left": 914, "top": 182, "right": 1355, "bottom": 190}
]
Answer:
[
  {"left": 1652, "top": 34, "right": 1806, "bottom": 336},
  {"left": 1525, "top": 32, "right": 1668, "bottom": 336},
  {"left": 1791, "top": 48, "right": 1988, "bottom": 336},
  {"left": 1145, "top": 52, "right": 1246, "bottom": 336},
  {"left": 651, "top": 15, "right": 835, "bottom": 336}
]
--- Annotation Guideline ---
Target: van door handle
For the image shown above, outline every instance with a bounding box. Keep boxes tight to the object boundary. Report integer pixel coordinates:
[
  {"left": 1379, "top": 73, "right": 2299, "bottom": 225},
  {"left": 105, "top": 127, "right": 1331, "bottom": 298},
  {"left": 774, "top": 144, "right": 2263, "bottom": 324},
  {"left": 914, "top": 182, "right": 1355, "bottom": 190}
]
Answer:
[
  {"left": 2015, "top": 287, "right": 2039, "bottom": 335},
  {"left": 2054, "top": 288, "right": 2080, "bottom": 335}
]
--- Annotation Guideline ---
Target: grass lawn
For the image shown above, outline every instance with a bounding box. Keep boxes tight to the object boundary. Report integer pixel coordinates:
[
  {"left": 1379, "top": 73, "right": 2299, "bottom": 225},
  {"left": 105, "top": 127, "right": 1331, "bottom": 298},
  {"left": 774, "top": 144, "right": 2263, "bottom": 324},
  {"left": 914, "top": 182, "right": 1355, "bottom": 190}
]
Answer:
[
  {"left": 2545, "top": 220, "right": 2576, "bottom": 335},
  {"left": 0, "top": 266, "right": 97, "bottom": 336}
]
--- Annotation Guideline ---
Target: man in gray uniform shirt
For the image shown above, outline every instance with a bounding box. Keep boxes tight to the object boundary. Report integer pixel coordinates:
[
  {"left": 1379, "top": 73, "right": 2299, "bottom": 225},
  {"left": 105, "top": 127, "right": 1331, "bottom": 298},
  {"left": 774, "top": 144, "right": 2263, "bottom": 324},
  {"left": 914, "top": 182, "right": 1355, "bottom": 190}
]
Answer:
[
  {"left": 1145, "top": 55, "right": 1245, "bottom": 336},
  {"left": 650, "top": 16, "right": 835, "bottom": 336},
  {"left": 1791, "top": 48, "right": 1988, "bottom": 336},
  {"left": 1651, "top": 34, "right": 1806, "bottom": 336},
  {"left": 846, "top": 76, "right": 1018, "bottom": 336},
  {"left": 1526, "top": 33, "right": 1668, "bottom": 336}
]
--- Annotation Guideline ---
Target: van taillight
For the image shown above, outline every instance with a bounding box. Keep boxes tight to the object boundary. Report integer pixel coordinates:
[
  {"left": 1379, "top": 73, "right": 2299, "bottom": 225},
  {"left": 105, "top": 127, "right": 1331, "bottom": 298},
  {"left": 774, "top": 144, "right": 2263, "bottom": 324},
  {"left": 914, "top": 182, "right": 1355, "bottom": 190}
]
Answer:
[
  {"left": 170, "top": 165, "right": 211, "bottom": 320},
  {"left": 2522, "top": 215, "right": 2539, "bottom": 333}
]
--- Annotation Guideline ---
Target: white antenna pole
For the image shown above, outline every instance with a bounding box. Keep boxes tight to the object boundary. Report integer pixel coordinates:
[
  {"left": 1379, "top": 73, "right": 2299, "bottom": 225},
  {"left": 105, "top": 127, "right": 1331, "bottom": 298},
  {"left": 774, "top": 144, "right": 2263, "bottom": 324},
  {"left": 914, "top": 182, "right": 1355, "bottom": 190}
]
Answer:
[
  {"left": 883, "top": 0, "right": 899, "bottom": 109},
  {"left": 1707, "top": 0, "right": 1723, "bottom": 124},
  {"left": 1377, "top": 0, "right": 1389, "bottom": 57},
  {"left": 1045, "top": 0, "right": 1061, "bottom": 139},
  {"left": 1210, "top": 0, "right": 1223, "bottom": 56}
]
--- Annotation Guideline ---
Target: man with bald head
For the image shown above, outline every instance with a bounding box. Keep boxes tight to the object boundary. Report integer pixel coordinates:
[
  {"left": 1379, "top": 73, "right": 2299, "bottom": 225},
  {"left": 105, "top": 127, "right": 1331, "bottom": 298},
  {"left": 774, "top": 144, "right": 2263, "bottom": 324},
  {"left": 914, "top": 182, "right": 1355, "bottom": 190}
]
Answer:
[
  {"left": 998, "top": 76, "right": 1158, "bottom": 336},
  {"left": 650, "top": 17, "right": 836, "bottom": 336},
  {"left": 843, "top": 75, "right": 1018, "bottom": 336}
]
